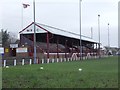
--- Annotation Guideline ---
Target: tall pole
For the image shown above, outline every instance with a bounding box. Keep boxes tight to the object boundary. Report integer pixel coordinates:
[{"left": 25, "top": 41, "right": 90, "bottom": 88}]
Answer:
[
  {"left": 108, "top": 23, "right": 110, "bottom": 47},
  {"left": 79, "top": 0, "right": 82, "bottom": 60},
  {"left": 98, "top": 14, "right": 100, "bottom": 58},
  {"left": 65, "top": 40, "right": 67, "bottom": 60},
  {"left": 91, "top": 27, "right": 93, "bottom": 39},
  {"left": 57, "top": 37, "right": 59, "bottom": 59},
  {"left": 21, "top": 4, "right": 23, "bottom": 29},
  {"left": 33, "top": 0, "right": 37, "bottom": 64},
  {"left": 47, "top": 32, "right": 49, "bottom": 60}
]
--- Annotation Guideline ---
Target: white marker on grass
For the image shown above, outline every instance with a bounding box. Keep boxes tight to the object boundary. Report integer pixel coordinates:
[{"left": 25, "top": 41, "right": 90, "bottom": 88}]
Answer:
[
  {"left": 6, "top": 66, "right": 9, "bottom": 68},
  {"left": 40, "top": 67, "right": 44, "bottom": 70},
  {"left": 78, "top": 68, "right": 82, "bottom": 71}
]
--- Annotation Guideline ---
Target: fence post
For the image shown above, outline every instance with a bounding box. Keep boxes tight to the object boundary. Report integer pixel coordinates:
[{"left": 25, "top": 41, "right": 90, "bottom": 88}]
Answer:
[
  {"left": 57, "top": 58, "right": 59, "bottom": 63},
  {"left": 61, "top": 58, "right": 62, "bottom": 62},
  {"left": 73, "top": 57, "right": 75, "bottom": 61},
  {"left": 37, "top": 58, "right": 38, "bottom": 64},
  {"left": 30, "top": 59, "right": 32, "bottom": 65},
  {"left": 47, "top": 58, "right": 49, "bottom": 63},
  {"left": 42, "top": 59, "right": 44, "bottom": 64},
  {"left": 64, "top": 58, "right": 66, "bottom": 62},
  {"left": 95, "top": 55, "right": 96, "bottom": 59},
  {"left": 4, "top": 60, "right": 6, "bottom": 67},
  {"left": 14, "top": 59, "right": 16, "bottom": 66},
  {"left": 83, "top": 57, "right": 85, "bottom": 60},
  {"left": 52, "top": 59, "right": 54, "bottom": 63},
  {"left": 68, "top": 58, "right": 70, "bottom": 62},
  {"left": 22, "top": 59, "right": 24, "bottom": 65}
]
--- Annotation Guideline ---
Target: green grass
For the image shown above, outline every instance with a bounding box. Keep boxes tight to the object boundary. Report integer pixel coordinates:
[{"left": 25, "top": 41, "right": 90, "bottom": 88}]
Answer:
[{"left": 2, "top": 56, "right": 118, "bottom": 88}]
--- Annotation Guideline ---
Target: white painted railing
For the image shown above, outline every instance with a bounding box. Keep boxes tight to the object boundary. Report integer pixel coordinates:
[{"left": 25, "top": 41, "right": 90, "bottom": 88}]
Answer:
[{"left": 3, "top": 55, "right": 105, "bottom": 67}]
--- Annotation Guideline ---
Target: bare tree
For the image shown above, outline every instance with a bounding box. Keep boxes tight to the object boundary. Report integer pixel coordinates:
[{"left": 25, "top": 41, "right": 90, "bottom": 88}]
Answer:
[{"left": 1, "top": 29, "right": 10, "bottom": 47}]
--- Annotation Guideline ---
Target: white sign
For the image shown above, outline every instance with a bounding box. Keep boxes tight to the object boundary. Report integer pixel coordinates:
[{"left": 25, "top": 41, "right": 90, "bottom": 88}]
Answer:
[
  {"left": 10, "top": 44, "right": 18, "bottom": 48},
  {"left": 0, "top": 47, "right": 4, "bottom": 54},
  {"left": 16, "top": 48, "right": 27, "bottom": 53}
]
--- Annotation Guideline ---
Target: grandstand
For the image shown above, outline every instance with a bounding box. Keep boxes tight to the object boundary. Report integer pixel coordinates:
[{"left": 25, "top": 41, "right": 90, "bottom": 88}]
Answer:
[{"left": 19, "top": 22, "right": 99, "bottom": 60}]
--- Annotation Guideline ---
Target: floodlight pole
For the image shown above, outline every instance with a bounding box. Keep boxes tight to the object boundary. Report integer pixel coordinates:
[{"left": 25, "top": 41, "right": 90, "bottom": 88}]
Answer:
[
  {"left": 91, "top": 27, "right": 93, "bottom": 39},
  {"left": 47, "top": 32, "right": 49, "bottom": 60},
  {"left": 65, "top": 40, "right": 67, "bottom": 60},
  {"left": 108, "top": 23, "right": 110, "bottom": 47},
  {"left": 98, "top": 14, "right": 100, "bottom": 58},
  {"left": 33, "top": 0, "right": 37, "bottom": 64},
  {"left": 57, "top": 37, "right": 59, "bottom": 59},
  {"left": 79, "top": 0, "right": 82, "bottom": 60}
]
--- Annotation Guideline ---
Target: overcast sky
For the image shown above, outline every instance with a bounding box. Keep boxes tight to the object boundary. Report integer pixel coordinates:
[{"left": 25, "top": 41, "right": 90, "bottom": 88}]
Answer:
[{"left": 0, "top": 0, "right": 119, "bottom": 47}]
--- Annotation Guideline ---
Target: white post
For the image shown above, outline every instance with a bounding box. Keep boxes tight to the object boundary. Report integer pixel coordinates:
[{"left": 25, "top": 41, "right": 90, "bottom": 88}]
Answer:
[
  {"left": 36, "top": 58, "right": 38, "bottom": 64},
  {"left": 14, "top": 59, "right": 16, "bottom": 66},
  {"left": 76, "top": 57, "right": 78, "bottom": 60},
  {"left": 64, "top": 58, "right": 66, "bottom": 62},
  {"left": 83, "top": 57, "right": 85, "bottom": 60},
  {"left": 57, "top": 58, "right": 59, "bottom": 63},
  {"left": 22, "top": 59, "right": 24, "bottom": 65},
  {"left": 52, "top": 59, "right": 54, "bottom": 63},
  {"left": 74, "top": 57, "right": 76, "bottom": 61},
  {"left": 61, "top": 58, "right": 62, "bottom": 62},
  {"left": 67, "top": 58, "right": 69, "bottom": 62},
  {"left": 47, "top": 58, "right": 49, "bottom": 63},
  {"left": 30, "top": 59, "right": 32, "bottom": 65},
  {"left": 42, "top": 59, "right": 44, "bottom": 64},
  {"left": 4, "top": 60, "right": 6, "bottom": 67},
  {"left": 73, "top": 57, "right": 75, "bottom": 61}
]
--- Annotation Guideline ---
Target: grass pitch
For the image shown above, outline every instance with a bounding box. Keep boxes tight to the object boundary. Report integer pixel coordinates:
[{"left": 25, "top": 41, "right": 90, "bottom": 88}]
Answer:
[{"left": 2, "top": 56, "right": 118, "bottom": 88}]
